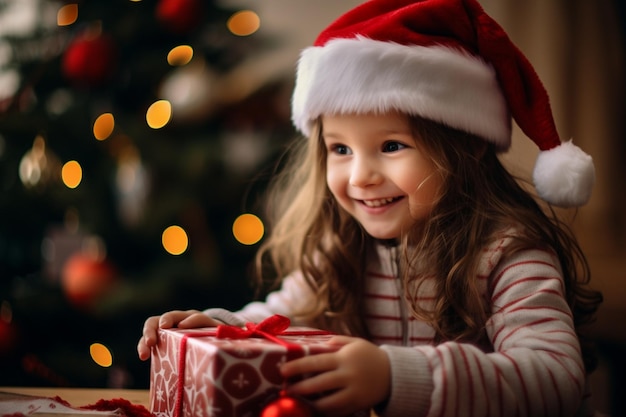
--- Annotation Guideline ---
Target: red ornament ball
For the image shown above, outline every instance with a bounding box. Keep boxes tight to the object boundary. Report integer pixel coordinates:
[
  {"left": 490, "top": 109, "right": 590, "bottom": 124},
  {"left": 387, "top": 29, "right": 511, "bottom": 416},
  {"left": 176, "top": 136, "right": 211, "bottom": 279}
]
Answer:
[
  {"left": 156, "top": 0, "right": 204, "bottom": 34},
  {"left": 0, "top": 319, "right": 18, "bottom": 356},
  {"left": 260, "top": 395, "right": 315, "bottom": 417},
  {"left": 61, "top": 253, "right": 117, "bottom": 309},
  {"left": 62, "top": 34, "right": 117, "bottom": 86}
]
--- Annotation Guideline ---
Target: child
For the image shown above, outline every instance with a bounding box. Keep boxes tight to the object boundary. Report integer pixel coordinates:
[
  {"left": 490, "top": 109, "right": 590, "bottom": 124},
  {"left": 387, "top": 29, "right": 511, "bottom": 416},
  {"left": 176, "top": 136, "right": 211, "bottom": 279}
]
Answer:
[{"left": 138, "top": 0, "right": 603, "bottom": 415}]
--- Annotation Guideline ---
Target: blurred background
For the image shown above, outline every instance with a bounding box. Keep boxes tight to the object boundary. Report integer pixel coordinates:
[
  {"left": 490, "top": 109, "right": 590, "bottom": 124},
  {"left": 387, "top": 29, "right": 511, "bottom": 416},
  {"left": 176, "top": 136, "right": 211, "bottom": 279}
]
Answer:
[{"left": 0, "top": 0, "right": 623, "bottom": 416}]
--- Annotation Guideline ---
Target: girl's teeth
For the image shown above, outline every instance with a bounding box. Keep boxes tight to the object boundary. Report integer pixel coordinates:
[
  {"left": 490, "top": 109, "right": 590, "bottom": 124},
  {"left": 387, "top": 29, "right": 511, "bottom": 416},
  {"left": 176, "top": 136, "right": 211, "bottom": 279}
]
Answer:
[{"left": 363, "top": 197, "right": 396, "bottom": 207}]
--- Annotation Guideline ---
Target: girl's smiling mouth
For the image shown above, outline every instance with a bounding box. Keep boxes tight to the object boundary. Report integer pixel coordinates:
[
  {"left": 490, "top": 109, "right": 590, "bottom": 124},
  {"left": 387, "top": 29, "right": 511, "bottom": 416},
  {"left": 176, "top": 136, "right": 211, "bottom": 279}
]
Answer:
[{"left": 360, "top": 196, "right": 404, "bottom": 208}]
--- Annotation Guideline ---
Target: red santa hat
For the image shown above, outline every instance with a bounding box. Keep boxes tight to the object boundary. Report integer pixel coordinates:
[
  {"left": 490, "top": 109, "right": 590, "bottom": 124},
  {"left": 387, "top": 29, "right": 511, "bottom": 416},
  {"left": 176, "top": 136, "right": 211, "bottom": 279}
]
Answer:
[{"left": 291, "top": 0, "right": 595, "bottom": 207}]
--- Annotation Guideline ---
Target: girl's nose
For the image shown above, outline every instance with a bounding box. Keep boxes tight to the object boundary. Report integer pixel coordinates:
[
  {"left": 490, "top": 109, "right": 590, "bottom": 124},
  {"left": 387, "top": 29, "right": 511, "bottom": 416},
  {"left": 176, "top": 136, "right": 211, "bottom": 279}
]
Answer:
[{"left": 349, "top": 157, "right": 382, "bottom": 187}]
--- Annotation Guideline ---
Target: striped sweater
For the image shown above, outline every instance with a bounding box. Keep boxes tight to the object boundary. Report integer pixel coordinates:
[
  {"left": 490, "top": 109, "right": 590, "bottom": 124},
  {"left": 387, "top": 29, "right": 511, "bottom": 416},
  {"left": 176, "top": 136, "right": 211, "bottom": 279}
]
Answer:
[{"left": 206, "top": 234, "right": 593, "bottom": 417}]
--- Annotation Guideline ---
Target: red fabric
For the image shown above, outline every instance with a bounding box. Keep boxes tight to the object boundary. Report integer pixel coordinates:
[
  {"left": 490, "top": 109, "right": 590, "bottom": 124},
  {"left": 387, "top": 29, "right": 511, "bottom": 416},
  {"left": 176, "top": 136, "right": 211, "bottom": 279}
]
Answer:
[
  {"left": 51, "top": 395, "right": 72, "bottom": 407},
  {"left": 312, "top": 0, "right": 561, "bottom": 152},
  {"left": 81, "top": 398, "right": 154, "bottom": 417}
]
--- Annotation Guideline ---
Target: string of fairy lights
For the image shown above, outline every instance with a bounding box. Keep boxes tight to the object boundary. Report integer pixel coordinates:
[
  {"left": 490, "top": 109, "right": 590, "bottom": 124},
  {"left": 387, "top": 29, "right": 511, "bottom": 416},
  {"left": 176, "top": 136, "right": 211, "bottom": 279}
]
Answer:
[{"left": 11, "top": 1, "right": 267, "bottom": 371}]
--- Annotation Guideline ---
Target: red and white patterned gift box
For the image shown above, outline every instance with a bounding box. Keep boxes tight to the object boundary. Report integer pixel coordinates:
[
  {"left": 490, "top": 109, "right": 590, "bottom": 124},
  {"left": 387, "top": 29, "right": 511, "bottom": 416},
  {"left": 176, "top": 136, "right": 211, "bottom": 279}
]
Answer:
[{"left": 149, "top": 315, "right": 366, "bottom": 417}]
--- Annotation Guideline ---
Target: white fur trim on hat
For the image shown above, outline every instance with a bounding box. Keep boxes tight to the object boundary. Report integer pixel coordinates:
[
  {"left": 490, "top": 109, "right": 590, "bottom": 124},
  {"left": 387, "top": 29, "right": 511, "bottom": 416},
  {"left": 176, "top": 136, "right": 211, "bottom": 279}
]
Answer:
[
  {"left": 533, "top": 140, "right": 595, "bottom": 207},
  {"left": 292, "top": 37, "right": 511, "bottom": 148}
]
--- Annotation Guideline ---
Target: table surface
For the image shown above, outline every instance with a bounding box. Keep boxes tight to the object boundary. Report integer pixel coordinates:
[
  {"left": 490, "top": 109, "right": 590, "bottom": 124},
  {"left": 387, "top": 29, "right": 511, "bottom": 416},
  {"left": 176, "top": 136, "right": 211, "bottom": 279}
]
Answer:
[
  {"left": 1, "top": 387, "right": 378, "bottom": 416},
  {"left": 0, "top": 387, "right": 151, "bottom": 408}
]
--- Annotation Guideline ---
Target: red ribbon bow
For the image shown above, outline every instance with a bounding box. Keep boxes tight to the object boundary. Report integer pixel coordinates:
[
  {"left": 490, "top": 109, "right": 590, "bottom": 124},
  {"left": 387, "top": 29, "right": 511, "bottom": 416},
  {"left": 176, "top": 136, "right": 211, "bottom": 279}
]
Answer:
[{"left": 215, "top": 314, "right": 296, "bottom": 347}]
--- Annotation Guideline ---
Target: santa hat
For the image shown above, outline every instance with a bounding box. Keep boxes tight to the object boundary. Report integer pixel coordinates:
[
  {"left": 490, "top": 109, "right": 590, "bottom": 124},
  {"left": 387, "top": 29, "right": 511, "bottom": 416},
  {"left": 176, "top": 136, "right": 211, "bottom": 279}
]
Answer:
[{"left": 291, "top": 0, "right": 595, "bottom": 207}]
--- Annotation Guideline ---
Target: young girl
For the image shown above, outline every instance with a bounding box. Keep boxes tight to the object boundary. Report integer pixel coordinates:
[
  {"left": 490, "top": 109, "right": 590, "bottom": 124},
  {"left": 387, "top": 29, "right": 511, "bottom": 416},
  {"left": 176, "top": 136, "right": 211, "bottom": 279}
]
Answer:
[{"left": 138, "top": 0, "right": 603, "bottom": 415}]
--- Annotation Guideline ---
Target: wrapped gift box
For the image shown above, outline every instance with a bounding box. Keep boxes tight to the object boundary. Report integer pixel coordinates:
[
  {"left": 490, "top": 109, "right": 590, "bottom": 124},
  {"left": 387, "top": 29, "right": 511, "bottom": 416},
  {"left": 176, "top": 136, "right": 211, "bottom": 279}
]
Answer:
[{"left": 149, "top": 315, "right": 369, "bottom": 417}]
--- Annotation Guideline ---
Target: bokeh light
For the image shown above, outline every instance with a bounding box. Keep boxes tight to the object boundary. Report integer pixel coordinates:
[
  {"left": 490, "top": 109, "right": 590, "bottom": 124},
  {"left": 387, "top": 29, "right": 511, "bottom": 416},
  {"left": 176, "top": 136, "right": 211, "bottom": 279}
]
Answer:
[
  {"left": 162, "top": 225, "right": 188, "bottom": 255},
  {"left": 167, "top": 45, "right": 193, "bottom": 66},
  {"left": 232, "top": 213, "right": 264, "bottom": 245},
  {"left": 227, "top": 10, "right": 260, "bottom": 36},
  {"left": 57, "top": 4, "right": 78, "bottom": 26},
  {"left": 90, "top": 343, "right": 113, "bottom": 367},
  {"left": 146, "top": 100, "right": 172, "bottom": 129},
  {"left": 93, "top": 113, "right": 115, "bottom": 140},
  {"left": 19, "top": 136, "right": 46, "bottom": 187},
  {"left": 61, "top": 160, "right": 82, "bottom": 188}
]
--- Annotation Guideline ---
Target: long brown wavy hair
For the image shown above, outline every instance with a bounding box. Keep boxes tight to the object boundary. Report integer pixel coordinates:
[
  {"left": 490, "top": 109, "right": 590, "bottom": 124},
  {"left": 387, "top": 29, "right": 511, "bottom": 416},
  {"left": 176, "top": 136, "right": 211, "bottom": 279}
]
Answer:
[{"left": 254, "top": 115, "right": 603, "bottom": 372}]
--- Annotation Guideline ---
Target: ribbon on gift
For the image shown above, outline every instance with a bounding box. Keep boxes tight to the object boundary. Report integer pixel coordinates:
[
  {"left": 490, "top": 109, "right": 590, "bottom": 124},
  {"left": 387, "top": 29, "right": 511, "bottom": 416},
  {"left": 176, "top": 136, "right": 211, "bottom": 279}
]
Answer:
[
  {"left": 217, "top": 313, "right": 291, "bottom": 337},
  {"left": 173, "top": 314, "right": 332, "bottom": 417},
  {"left": 215, "top": 314, "right": 330, "bottom": 349}
]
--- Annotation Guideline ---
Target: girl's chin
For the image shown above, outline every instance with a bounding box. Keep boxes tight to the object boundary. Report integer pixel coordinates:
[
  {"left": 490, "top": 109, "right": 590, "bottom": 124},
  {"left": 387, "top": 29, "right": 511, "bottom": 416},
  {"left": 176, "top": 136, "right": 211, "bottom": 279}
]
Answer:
[{"left": 363, "top": 228, "right": 401, "bottom": 241}]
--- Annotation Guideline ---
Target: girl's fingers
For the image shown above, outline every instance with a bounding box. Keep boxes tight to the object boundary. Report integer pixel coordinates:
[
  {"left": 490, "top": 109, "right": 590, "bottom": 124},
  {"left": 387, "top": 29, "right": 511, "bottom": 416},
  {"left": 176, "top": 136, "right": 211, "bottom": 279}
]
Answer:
[
  {"left": 326, "top": 335, "right": 357, "bottom": 346},
  {"left": 137, "top": 336, "right": 150, "bottom": 361},
  {"left": 178, "top": 312, "right": 221, "bottom": 328},
  {"left": 158, "top": 310, "right": 199, "bottom": 328},
  {"left": 281, "top": 351, "right": 338, "bottom": 378},
  {"left": 281, "top": 339, "right": 357, "bottom": 378},
  {"left": 141, "top": 316, "right": 160, "bottom": 343},
  {"left": 286, "top": 368, "right": 344, "bottom": 396},
  {"left": 138, "top": 310, "right": 207, "bottom": 361}
]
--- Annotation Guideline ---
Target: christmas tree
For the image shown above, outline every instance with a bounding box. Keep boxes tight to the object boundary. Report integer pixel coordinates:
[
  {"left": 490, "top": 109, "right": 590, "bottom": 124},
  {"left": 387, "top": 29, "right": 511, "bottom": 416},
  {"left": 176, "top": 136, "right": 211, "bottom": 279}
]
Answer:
[{"left": 0, "top": 0, "right": 294, "bottom": 388}]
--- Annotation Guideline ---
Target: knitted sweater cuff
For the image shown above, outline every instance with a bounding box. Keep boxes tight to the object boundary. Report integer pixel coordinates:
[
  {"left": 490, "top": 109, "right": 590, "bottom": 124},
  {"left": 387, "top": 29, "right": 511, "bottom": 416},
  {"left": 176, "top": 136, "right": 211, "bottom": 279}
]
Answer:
[{"left": 379, "top": 345, "right": 433, "bottom": 417}]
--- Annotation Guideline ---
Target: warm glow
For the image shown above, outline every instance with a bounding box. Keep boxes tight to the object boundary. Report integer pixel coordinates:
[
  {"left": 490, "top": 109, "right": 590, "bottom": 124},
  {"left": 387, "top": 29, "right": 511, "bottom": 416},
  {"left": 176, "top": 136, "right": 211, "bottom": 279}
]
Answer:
[
  {"left": 90, "top": 343, "right": 113, "bottom": 367},
  {"left": 167, "top": 45, "right": 193, "bottom": 66},
  {"left": 57, "top": 4, "right": 78, "bottom": 26},
  {"left": 61, "top": 160, "right": 82, "bottom": 188},
  {"left": 146, "top": 100, "right": 172, "bottom": 129},
  {"left": 162, "top": 225, "right": 188, "bottom": 255},
  {"left": 93, "top": 113, "right": 115, "bottom": 140},
  {"left": 227, "top": 10, "right": 260, "bottom": 36},
  {"left": 232, "top": 213, "right": 264, "bottom": 245}
]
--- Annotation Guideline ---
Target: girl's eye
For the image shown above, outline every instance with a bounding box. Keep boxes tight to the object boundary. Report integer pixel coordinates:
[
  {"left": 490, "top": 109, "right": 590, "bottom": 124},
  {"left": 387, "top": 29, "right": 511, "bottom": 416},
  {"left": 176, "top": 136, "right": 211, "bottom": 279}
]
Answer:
[
  {"left": 329, "top": 144, "right": 351, "bottom": 155},
  {"left": 382, "top": 141, "right": 407, "bottom": 152}
]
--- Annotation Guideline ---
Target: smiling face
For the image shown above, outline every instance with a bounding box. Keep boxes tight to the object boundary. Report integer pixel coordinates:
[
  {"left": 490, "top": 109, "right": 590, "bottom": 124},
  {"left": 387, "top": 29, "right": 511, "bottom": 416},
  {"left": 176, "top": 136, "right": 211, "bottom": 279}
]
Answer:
[{"left": 323, "top": 111, "right": 443, "bottom": 240}]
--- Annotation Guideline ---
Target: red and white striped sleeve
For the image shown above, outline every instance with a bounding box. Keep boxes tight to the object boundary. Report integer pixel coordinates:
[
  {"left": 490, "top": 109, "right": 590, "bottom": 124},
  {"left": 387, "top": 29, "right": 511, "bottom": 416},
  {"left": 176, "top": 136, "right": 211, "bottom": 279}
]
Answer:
[{"left": 381, "top": 248, "right": 587, "bottom": 417}]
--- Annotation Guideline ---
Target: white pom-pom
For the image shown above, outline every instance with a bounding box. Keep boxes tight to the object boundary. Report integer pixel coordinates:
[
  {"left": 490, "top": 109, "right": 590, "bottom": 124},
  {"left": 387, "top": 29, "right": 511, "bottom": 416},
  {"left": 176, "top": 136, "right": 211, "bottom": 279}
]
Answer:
[{"left": 532, "top": 140, "right": 595, "bottom": 207}]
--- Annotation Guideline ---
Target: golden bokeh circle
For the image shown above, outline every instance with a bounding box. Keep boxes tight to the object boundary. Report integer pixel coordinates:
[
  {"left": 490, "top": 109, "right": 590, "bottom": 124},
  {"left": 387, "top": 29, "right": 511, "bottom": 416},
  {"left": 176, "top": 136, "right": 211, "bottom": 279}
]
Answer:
[
  {"left": 233, "top": 213, "right": 264, "bottom": 245},
  {"left": 90, "top": 343, "right": 113, "bottom": 367},
  {"left": 162, "top": 225, "right": 188, "bottom": 255}
]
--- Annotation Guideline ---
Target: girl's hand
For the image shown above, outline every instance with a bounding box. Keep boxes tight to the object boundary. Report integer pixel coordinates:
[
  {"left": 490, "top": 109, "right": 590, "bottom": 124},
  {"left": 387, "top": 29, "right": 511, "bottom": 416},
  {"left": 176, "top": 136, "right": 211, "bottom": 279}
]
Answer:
[
  {"left": 280, "top": 336, "right": 391, "bottom": 416},
  {"left": 136, "top": 309, "right": 221, "bottom": 361}
]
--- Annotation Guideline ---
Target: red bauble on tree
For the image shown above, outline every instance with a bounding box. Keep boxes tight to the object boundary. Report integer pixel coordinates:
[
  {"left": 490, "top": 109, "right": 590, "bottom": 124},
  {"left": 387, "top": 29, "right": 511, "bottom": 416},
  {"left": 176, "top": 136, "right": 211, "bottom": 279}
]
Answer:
[
  {"left": 156, "top": 0, "right": 204, "bottom": 34},
  {"left": 61, "top": 252, "right": 118, "bottom": 310},
  {"left": 0, "top": 319, "right": 19, "bottom": 356},
  {"left": 62, "top": 33, "right": 117, "bottom": 86}
]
